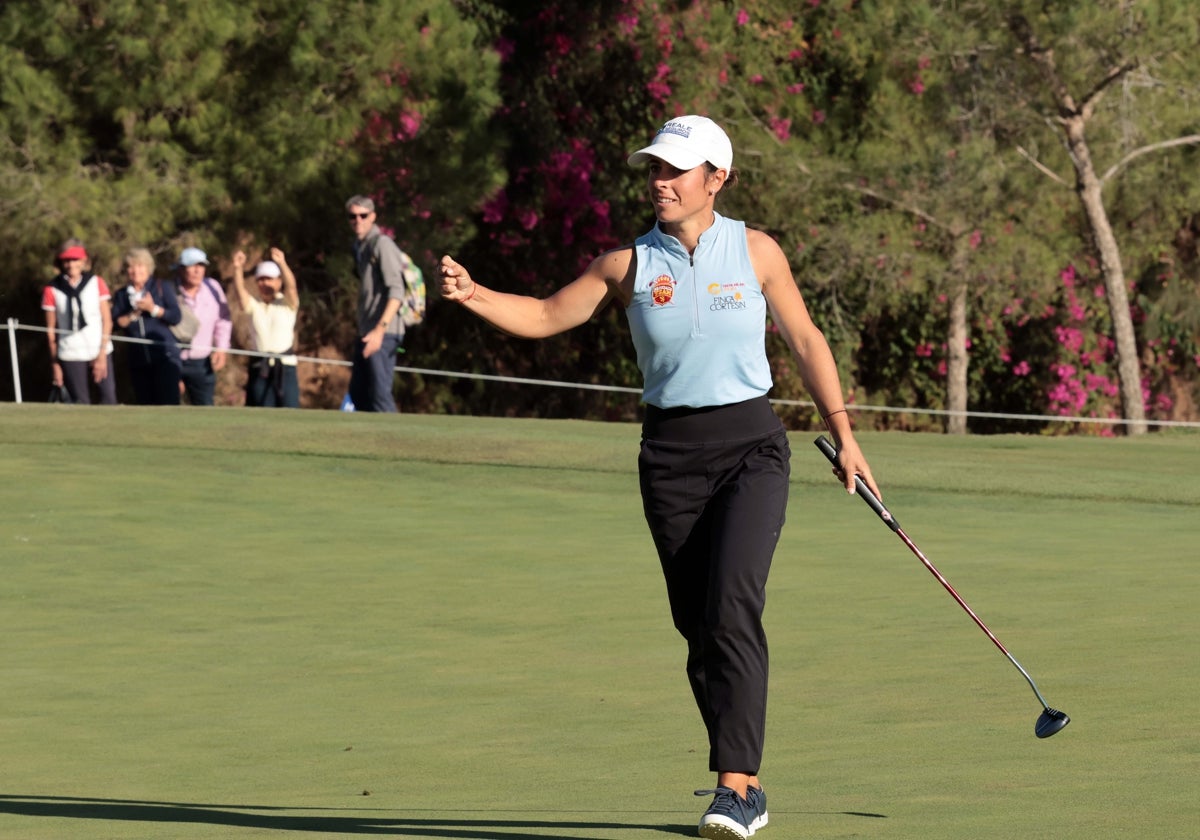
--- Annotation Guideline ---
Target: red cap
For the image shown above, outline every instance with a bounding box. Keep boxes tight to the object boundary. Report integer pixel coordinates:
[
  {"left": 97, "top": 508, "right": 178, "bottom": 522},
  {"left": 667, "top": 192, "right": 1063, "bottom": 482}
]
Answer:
[{"left": 58, "top": 245, "right": 88, "bottom": 261}]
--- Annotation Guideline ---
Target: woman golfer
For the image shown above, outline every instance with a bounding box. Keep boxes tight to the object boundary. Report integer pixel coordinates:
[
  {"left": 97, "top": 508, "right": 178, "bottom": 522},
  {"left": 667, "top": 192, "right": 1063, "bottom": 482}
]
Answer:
[{"left": 440, "top": 114, "right": 879, "bottom": 840}]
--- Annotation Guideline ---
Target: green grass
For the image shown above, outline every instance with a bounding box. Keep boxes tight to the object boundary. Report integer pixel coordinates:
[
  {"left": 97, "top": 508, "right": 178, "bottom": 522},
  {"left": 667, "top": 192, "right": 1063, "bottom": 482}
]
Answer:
[{"left": 1, "top": 404, "right": 1198, "bottom": 839}]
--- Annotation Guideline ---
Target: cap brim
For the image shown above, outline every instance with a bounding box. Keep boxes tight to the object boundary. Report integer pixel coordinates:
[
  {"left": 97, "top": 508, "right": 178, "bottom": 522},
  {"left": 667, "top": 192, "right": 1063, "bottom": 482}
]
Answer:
[{"left": 627, "top": 144, "right": 708, "bottom": 170}]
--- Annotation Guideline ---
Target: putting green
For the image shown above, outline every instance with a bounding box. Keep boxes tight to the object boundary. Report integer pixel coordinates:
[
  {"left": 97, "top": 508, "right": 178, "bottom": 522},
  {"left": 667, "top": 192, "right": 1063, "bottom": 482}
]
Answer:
[{"left": 1, "top": 405, "right": 1197, "bottom": 838}]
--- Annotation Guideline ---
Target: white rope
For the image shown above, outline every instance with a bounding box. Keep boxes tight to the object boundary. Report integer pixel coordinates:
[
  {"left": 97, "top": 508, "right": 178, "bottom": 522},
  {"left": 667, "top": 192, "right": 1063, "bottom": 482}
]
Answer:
[
  {"left": 4, "top": 319, "right": 1199, "bottom": 427},
  {"left": 769, "top": 397, "right": 1200, "bottom": 429}
]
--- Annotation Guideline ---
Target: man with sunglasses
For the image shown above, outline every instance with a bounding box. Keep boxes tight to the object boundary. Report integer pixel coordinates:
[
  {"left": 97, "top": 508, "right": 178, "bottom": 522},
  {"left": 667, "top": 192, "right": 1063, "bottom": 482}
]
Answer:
[{"left": 346, "top": 195, "right": 405, "bottom": 412}]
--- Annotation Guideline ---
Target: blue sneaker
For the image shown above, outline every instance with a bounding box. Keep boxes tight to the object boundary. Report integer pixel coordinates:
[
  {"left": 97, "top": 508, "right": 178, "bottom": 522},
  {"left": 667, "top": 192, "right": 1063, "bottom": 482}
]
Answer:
[
  {"left": 695, "top": 786, "right": 760, "bottom": 839},
  {"left": 745, "top": 785, "right": 768, "bottom": 833}
]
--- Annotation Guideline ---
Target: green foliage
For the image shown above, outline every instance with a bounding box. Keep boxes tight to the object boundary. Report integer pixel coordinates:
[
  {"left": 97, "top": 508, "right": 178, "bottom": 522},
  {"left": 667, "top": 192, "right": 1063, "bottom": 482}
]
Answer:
[
  {"left": 406, "top": 0, "right": 661, "bottom": 418},
  {"left": 2, "top": 0, "right": 1197, "bottom": 423},
  {"left": 0, "top": 0, "right": 501, "bottom": 359}
]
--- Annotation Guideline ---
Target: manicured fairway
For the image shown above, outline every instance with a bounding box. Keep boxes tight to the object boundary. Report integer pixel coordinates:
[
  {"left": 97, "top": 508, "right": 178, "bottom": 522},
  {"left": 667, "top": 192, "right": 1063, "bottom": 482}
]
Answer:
[{"left": 2, "top": 404, "right": 1197, "bottom": 839}]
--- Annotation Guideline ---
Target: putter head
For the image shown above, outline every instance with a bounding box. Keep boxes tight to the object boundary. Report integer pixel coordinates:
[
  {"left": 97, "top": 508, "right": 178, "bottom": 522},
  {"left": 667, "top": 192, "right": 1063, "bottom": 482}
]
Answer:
[{"left": 1035, "top": 708, "right": 1070, "bottom": 738}]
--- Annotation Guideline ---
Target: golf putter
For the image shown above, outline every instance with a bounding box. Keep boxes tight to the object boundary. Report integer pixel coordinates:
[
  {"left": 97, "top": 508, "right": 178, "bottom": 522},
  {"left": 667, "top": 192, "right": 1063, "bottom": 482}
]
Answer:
[{"left": 814, "top": 436, "right": 1070, "bottom": 739}]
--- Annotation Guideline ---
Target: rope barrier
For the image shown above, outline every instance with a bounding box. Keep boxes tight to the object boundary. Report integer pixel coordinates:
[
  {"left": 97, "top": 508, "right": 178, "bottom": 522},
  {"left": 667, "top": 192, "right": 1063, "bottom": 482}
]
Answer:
[{"left": 4, "top": 319, "right": 1199, "bottom": 428}]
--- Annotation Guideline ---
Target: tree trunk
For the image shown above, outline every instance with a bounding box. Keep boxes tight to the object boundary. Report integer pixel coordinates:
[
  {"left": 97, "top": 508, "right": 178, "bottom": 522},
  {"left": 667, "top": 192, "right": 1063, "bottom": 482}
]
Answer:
[
  {"left": 945, "top": 236, "right": 970, "bottom": 434},
  {"left": 1008, "top": 14, "right": 1148, "bottom": 435},
  {"left": 1063, "top": 116, "right": 1148, "bottom": 434}
]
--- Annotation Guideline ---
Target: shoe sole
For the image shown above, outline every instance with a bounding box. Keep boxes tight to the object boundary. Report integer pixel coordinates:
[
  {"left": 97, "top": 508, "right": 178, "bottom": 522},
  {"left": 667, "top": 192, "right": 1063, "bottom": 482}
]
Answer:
[
  {"left": 698, "top": 814, "right": 753, "bottom": 839},
  {"left": 699, "top": 824, "right": 748, "bottom": 840}
]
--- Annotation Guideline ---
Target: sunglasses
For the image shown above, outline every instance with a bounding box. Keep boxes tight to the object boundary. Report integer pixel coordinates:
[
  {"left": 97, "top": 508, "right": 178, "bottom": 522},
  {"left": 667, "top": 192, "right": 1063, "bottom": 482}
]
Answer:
[{"left": 347, "top": 212, "right": 371, "bottom": 220}]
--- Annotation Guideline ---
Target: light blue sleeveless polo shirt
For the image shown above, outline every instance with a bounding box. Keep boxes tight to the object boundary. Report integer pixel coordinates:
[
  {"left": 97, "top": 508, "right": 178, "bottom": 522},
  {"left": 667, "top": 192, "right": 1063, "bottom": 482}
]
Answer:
[{"left": 625, "top": 212, "right": 773, "bottom": 409}]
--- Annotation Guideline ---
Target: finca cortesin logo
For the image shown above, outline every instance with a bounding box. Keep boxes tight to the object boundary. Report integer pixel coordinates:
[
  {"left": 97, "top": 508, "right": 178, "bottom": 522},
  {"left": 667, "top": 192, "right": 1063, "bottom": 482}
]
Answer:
[{"left": 707, "top": 282, "right": 747, "bottom": 312}]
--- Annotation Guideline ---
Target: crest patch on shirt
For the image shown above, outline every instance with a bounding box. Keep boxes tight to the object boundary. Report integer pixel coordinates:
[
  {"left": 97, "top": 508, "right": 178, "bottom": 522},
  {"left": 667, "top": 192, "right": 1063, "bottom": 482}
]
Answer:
[{"left": 650, "top": 274, "right": 676, "bottom": 306}]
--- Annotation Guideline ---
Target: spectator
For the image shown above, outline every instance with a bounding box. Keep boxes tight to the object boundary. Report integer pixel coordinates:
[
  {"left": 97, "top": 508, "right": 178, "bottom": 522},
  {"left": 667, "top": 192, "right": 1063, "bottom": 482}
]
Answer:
[
  {"left": 346, "top": 195, "right": 405, "bottom": 412},
  {"left": 41, "top": 238, "right": 116, "bottom": 404},
  {"left": 230, "top": 247, "right": 301, "bottom": 408},
  {"left": 111, "top": 247, "right": 183, "bottom": 405},
  {"left": 174, "top": 247, "right": 232, "bottom": 405}
]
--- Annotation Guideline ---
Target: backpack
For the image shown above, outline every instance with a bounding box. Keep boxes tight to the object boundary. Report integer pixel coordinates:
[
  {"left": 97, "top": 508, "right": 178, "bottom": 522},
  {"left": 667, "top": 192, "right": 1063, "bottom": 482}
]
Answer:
[
  {"left": 362, "top": 233, "right": 425, "bottom": 329},
  {"left": 399, "top": 253, "right": 426, "bottom": 328},
  {"left": 164, "top": 277, "right": 222, "bottom": 344}
]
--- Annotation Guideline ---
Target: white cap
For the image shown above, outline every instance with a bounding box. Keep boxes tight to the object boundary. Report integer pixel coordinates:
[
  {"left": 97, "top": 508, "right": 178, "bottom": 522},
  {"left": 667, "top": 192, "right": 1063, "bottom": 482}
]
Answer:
[
  {"left": 254, "top": 260, "right": 281, "bottom": 279},
  {"left": 627, "top": 115, "right": 733, "bottom": 171},
  {"left": 177, "top": 247, "right": 209, "bottom": 268}
]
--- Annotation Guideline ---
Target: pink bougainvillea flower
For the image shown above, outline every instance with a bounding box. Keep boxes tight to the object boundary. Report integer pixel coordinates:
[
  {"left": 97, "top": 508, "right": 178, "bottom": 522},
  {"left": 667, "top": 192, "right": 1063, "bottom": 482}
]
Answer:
[
  {"left": 397, "top": 111, "right": 422, "bottom": 139},
  {"left": 736, "top": 9, "right": 750, "bottom": 25},
  {"left": 481, "top": 191, "right": 508, "bottom": 225},
  {"left": 517, "top": 208, "right": 539, "bottom": 231}
]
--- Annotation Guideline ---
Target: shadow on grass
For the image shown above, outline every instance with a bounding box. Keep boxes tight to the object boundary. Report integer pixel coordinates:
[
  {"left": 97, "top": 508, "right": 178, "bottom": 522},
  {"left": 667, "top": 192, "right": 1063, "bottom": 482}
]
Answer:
[
  {"left": 0, "top": 795, "right": 693, "bottom": 838},
  {"left": 0, "top": 795, "right": 886, "bottom": 837}
]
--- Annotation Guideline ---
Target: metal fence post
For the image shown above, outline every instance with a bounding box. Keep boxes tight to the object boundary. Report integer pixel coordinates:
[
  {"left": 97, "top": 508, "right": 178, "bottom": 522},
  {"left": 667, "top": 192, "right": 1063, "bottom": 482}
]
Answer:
[{"left": 6, "top": 318, "right": 22, "bottom": 403}]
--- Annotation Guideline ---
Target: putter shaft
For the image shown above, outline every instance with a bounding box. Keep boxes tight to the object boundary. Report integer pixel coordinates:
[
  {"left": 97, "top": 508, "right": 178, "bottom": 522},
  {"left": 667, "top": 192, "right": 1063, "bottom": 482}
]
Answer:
[{"left": 814, "top": 435, "right": 1056, "bottom": 712}]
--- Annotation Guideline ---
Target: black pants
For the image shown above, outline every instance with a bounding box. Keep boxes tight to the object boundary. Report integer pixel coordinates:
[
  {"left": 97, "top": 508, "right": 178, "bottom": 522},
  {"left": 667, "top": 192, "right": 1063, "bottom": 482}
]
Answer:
[
  {"left": 639, "top": 396, "right": 790, "bottom": 775},
  {"left": 180, "top": 357, "right": 215, "bottom": 406},
  {"left": 59, "top": 355, "right": 117, "bottom": 405},
  {"left": 246, "top": 359, "right": 299, "bottom": 408},
  {"left": 128, "top": 357, "right": 181, "bottom": 405}
]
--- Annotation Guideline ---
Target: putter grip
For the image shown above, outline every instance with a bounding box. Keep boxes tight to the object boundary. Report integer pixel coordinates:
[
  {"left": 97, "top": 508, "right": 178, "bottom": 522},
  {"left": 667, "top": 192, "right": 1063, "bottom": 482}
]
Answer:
[{"left": 813, "top": 435, "right": 900, "bottom": 532}]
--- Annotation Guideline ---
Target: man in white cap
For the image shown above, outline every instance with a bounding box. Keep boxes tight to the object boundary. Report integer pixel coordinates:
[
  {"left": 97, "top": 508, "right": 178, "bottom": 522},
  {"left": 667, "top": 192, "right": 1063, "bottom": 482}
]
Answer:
[
  {"left": 175, "top": 246, "right": 232, "bottom": 405},
  {"left": 230, "top": 247, "right": 300, "bottom": 407}
]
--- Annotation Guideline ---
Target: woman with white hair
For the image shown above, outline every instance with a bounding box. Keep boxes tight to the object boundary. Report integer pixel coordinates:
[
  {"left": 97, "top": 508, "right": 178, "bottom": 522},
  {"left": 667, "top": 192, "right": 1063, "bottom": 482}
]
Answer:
[{"left": 111, "top": 247, "right": 183, "bottom": 405}]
